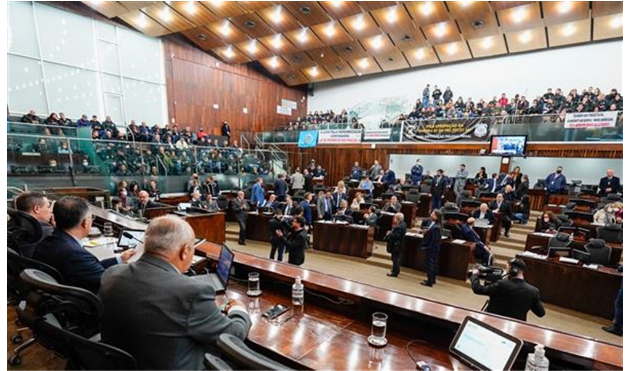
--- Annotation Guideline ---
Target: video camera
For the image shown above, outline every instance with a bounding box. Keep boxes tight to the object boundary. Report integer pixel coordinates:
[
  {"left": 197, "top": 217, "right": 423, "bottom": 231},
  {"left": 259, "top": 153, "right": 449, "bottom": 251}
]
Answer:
[{"left": 468, "top": 265, "right": 505, "bottom": 285}]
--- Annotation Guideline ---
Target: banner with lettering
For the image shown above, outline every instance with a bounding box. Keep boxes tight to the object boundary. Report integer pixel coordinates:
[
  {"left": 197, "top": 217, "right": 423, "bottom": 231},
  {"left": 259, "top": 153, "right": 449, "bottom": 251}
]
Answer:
[
  {"left": 564, "top": 111, "right": 618, "bottom": 129},
  {"left": 318, "top": 129, "right": 362, "bottom": 144},
  {"left": 401, "top": 119, "right": 490, "bottom": 142},
  {"left": 363, "top": 129, "right": 392, "bottom": 141}
]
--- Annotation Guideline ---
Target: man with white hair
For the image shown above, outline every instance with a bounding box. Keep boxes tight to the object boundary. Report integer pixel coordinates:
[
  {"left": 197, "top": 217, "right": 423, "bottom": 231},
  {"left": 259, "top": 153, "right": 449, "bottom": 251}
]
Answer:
[
  {"left": 599, "top": 169, "right": 621, "bottom": 197},
  {"left": 100, "top": 216, "right": 251, "bottom": 369}
]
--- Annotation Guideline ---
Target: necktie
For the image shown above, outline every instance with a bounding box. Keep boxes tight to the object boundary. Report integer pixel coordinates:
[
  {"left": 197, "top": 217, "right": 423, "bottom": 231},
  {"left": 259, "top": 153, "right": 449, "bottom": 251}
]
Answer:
[
  {"left": 325, "top": 199, "right": 329, "bottom": 213},
  {"left": 285, "top": 206, "right": 290, "bottom": 215}
]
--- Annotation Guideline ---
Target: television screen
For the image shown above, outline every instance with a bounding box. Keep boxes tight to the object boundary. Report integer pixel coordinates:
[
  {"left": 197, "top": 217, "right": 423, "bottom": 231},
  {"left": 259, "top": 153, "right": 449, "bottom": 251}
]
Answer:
[{"left": 489, "top": 135, "right": 527, "bottom": 157}]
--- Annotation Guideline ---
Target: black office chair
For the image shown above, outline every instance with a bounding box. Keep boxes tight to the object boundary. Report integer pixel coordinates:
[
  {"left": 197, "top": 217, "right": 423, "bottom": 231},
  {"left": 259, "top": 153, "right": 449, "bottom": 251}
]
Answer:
[
  {"left": 442, "top": 212, "right": 469, "bottom": 223},
  {"left": 8, "top": 208, "right": 42, "bottom": 256},
  {"left": 460, "top": 199, "right": 482, "bottom": 209},
  {"left": 455, "top": 190, "right": 474, "bottom": 207},
  {"left": 405, "top": 191, "right": 420, "bottom": 203},
  {"left": 555, "top": 214, "right": 574, "bottom": 227},
  {"left": 441, "top": 202, "right": 460, "bottom": 214},
  {"left": 563, "top": 211, "right": 594, "bottom": 223},
  {"left": 204, "top": 353, "right": 234, "bottom": 371},
  {"left": 216, "top": 334, "right": 293, "bottom": 370},
  {"left": 597, "top": 224, "right": 623, "bottom": 244},
  {"left": 381, "top": 192, "right": 394, "bottom": 201},
  {"left": 478, "top": 192, "right": 496, "bottom": 200},
  {"left": 567, "top": 198, "right": 597, "bottom": 210},
  {"left": 581, "top": 239, "right": 612, "bottom": 266},
  {"left": 531, "top": 232, "right": 571, "bottom": 254},
  {"left": 216, "top": 195, "right": 229, "bottom": 210},
  {"left": 34, "top": 319, "right": 137, "bottom": 370},
  {"left": 557, "top": 226, "right": 591, "bottom": 241},
  {"left": 419, "top": 182, "right": 432, "bottom": 194}
]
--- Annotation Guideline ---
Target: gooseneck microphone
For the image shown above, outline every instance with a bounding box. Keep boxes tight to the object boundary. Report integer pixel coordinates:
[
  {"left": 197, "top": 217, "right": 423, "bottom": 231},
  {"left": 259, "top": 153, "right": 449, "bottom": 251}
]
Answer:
[{"left": 122, "top": 231, "right": 144, "bottom": 244}]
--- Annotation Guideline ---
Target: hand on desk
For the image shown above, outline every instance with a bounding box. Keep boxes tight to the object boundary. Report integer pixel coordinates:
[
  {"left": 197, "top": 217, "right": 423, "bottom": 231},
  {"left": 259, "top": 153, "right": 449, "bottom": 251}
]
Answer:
[
  {"left": 120, "top": 248, "right": 137, "bottom": 263},
  {"left": 223, "top": 299, "right": 245, "bottom": 313}
]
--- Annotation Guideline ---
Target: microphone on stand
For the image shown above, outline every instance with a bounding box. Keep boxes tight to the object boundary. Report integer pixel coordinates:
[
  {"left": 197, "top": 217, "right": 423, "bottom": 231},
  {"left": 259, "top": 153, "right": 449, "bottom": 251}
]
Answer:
[{"left": 122, "top": 231, "right": 144, "bottom": 245}]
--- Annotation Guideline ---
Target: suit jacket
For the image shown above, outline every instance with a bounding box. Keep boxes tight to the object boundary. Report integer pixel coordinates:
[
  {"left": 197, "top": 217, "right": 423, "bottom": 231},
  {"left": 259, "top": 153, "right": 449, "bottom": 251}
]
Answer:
[
  {"left": 483, "top": 178, "right": 497, "bottom": 193},
  {"left": 34, "top": 230, "right": 118, "bottom": 294},
  {"left": 411, "top": 164, "right": 423, "bottom": 184},
  {"left": 316, "top": 197, "right": 333, "bottom": 217},
  {"left": 382, "top": 170, "right": 396, "bottom": 187},
  {"left": 489, "top": 200, "right": 512, "bottom": 219},
  {"left": 460, "top": 224, "right": 485, "bottom": 250},
  {"left": 282, "top": 228, "right": 307, "bottom": 266},
  {"left": 269, "top": 217, "right": 286, "bottom": 241},
  {"left": 471, "top": 209, "right": 496, "bottom": 225},
  {"left": 251, "top": 183, "right": 264, "bottom": 205},
  {"left": 515, "top": 181, "right": 529, "bottom": 199},
  {"left": 385, "top": 221, "right": 406, "bottom": 254},
  {"left": 135, "top": 200, "right": 159, "bottom": 216},
  {"left": 364, "top": 213, "right": 378, "bottom": 227},
  {"left": 231, "top": 198, "right": 249, "bottom": 222},
  {"left": 335, "top": 207, "right": 353, "bottom": 217},
  {"left": 291, "top": 172, "right": 304, "bottom": 190},
  {"left": 421, "top": 224, "right": 441, "bottom": 251},
  {"left": 545, "top": 172, "right": 567, "bottom": 193},
  {"left": 470, "top": 275, "right": 545, "bottom": 321},
  {"left": 382, "top": 201, "right": 401, "bottom": 213},
  {"left": 274, "top": 179, "right": 288, "bottom": 197},
  {"left": 300, "top": 201, "right": 313, "bottom": 225},
  {"left": 282, "top": 203, "right": 296, "bottom": 216},
  {"left": 100, "top": 254, "right": 252, "bottom": 370},
  {"left": 432, "top": 176, "right": 448, "bottom": 196},
  {"left": 599, "top": 176, "right": 621, "bottom": 197},
  {"left": 332, "top": 192, "right": 347, "bottom": 211}
]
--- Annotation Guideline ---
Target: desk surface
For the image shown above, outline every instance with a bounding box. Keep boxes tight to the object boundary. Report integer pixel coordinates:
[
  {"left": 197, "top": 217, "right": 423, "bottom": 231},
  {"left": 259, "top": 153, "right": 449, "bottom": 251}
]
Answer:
[{"left": 195, "top": 242, "right": 622, "bottom": 370}]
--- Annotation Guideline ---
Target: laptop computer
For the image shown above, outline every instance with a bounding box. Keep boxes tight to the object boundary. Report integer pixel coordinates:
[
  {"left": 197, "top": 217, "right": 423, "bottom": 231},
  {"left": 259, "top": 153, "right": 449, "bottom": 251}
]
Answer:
[
  {"left": 178, "top": 203, "right": 192, "bottom": 211},
  {"left": 474, "top": 218, "right": 490, "bottom": 228},
  {"left": 196, "top": 244, "right": 235, "bottom": 294},
  {"left": 450, "top": 316, "right": 523, "bottom": 371}
]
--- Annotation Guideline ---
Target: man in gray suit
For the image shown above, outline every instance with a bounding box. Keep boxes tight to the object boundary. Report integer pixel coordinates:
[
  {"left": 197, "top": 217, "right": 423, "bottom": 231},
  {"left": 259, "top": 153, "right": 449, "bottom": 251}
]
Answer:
[{"left": 99, "top": 216, "right": 252, "bottom": 370}]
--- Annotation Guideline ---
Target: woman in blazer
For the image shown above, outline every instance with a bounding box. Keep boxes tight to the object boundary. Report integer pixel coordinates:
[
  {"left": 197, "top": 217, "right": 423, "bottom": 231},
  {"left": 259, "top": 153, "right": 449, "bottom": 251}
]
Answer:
[{"left": 421, "top": 209, "right": 443, "bottom": 287}]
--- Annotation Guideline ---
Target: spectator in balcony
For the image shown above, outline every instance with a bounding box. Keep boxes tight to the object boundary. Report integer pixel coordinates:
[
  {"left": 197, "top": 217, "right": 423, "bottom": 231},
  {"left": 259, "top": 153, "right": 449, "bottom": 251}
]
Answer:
[
  {"left": 76, "top": 114, "right": 90, "bottom": 127},
  {"left": 351, "top": 161, "right": 363, "bottom": 180},
  {"left": 21, "top": 109, "right": 40, "bottom": 124},
  {"left": 432, "top": 85, "right": 442, "bottom": 104},
  {"left": 220, "top": 121, "right": 231, "bottom": 140},
  {"left": 115, "top": 164, "right": 131, "bottom": 177},
  {"left": 102, "top": 116, "right": 117, "bottom": 135},
  {"left": 175, "top": 137, "right": 189, "bottom": 150},
  {"left": 32, "top": 138, "right": 49, "bottom": 154},
  {"left": 57, "top": 112, "right": 73, "bottom": 126},
  {"left": 44, "top": 112, "right": 59, "bottom": 127},
  {"left": 544, "top": 166, "right": 567, "bottom": 204},
  {"left": 422, "top": 84, "right": 430, "bottom": 107},
  {"left": 498, "top": 93, "right": 508, "bottom": 107},
  {"left": 57, "top": 141, "right": 71, "bottom": 155},
  {"left": 90, "top": 115, "right": 101, "bottom": 128},
  {"left": 443, "top": 86, "right": 453, "bottom": 103}
]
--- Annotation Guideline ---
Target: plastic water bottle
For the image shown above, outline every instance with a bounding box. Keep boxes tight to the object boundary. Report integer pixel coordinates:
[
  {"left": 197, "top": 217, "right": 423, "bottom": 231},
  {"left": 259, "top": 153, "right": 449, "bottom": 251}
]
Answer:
[
  {"left": 524, "top": 344, "right": 549, "bottom": 371},
  {"left": 292, "top": 276, "right": 304, "bottom": 306}
]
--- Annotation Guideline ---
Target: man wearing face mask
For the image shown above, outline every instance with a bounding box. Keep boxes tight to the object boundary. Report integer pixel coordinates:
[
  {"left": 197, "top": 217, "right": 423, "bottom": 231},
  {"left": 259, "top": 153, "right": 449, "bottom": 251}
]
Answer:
[
  {"left": 544, "top": 166, "right": 567, "bottom": 205},
  {"left": 411, "top": 159, "right": 424, "bottom": 186},
  {"left": 113, "top": 187, "right": 134, "bottom": 214}
]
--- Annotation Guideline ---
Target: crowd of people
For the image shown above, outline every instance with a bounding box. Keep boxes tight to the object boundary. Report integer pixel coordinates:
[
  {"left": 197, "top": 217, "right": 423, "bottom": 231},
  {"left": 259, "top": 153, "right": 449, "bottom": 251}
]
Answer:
[{"left": 282, "top": 109, "right": 361, "bottom": 131}]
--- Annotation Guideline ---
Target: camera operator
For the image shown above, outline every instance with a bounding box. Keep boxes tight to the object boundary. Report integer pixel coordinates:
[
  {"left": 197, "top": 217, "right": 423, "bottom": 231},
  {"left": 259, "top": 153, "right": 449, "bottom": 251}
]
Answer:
[{"left": 469, "top": 258, "right": 545, "bottom": 321}]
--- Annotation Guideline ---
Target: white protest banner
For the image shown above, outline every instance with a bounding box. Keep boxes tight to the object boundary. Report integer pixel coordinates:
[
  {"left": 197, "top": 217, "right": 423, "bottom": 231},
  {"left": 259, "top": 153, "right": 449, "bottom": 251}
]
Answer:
[{"left": 564, "top": 111, "right": 618, "bottom": 129}]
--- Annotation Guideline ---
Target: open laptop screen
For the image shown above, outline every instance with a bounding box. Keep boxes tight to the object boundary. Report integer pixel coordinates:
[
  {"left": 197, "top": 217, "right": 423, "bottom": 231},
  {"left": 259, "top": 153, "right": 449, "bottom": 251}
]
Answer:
[
  {"left": 450, "top": 316, "right": 523, "bottom": 370},
  {"left": 216, "top": 244, "right": 234, "bottom": 285},
  {"left": 117, "top": 230, "right": 145, "bottom": 248}
]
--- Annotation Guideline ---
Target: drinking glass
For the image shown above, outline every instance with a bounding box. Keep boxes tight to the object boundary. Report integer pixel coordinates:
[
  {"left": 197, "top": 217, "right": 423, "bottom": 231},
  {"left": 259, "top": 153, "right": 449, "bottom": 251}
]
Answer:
[
  {"left": 247, "top": 272, "right": 262, "bottom": 296},
  {"left": 368, "top": 312, "right": 388, "bottom": 346}
]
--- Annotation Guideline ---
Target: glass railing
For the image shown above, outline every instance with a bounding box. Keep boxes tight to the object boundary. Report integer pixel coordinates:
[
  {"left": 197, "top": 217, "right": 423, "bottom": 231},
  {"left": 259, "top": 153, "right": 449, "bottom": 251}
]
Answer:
[
  {"left": 257, "top": 112, "right": 623, "bottom": 143},
  {"left": 7, "top": 128, "right": 293, "bottom": 194}
]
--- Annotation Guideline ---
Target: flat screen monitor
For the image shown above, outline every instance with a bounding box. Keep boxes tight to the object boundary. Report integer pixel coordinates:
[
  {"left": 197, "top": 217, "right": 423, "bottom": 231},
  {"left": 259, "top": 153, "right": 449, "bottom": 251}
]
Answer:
[
  {"left": 450, "top": 316, "right": 523, "bottom": 370},
  {"left": 489, "top": 135, "right": 527, "bottom": 157}
]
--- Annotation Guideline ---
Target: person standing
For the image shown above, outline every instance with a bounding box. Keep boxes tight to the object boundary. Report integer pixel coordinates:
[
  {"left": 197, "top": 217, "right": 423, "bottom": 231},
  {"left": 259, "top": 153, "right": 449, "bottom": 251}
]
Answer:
[
  {"left": 421, "top": 209, "right": 443, "bottom": 287},
  {"left": 369, "top": 160, "right": 382, "bottom": 179},
  {"left": 422, "top": 84, "right": 430, "bottom": 107},
  {"left": 251, "top": 178, "right": 265, "bottom": 206},
  {"left": 269, "top": 210, "right": 286, "bottom": 261},
  {"left": 351, "top": 161, "right": 363, "bottom": 180},
  {"left": 275, "top": 216, "right": 308, "bottom": 266},
  {"left": 544, "top": 166, "right": 567, "bottom": 204},
  {"left": 470, "top": 258, "right": 546, "bottom": 321},
  {"left": 410, "top": 159, "right": 424, "bottom": 186},
  {"left": 454, "top": 164, "right": 469, "bottom": 198},
  {"left": 303, "top": 169, "right": 314, "bottom": 193},
  {"left": 291, "top": 168, "right": 304, "bottom": 193},
  {"left": 431, "top": 169, "right": 447, "bottom": 211},
  {"left": 317, "top": 191, "right": 333, "bottom": 221},
  {"left": 489, "top": 193, "right": 513, "bottom": 237},
  {"left": 385, "top": 213, "right": 407, "bottom": 277},
  {"left": 221, "top": 121, "right": 231, "bottom": 141},
  {"left": 300, "top": 192, "right": 313, "bottom": 229},
  {"left": 232, "top": 191, "right": 249, "bottom": 245},
  {"left": 274, "top": 173, "right": 288, "bottom": 202},
  {"left": 599, "top": 169, "right": 621, "bottom": 197}
]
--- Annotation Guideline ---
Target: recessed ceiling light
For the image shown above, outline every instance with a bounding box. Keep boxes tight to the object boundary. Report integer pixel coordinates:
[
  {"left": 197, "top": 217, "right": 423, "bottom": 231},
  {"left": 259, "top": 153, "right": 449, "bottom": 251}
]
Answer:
[
  {"left": 386, "top": 7, "right": 398, "bottom": 23},
  {"left": 184, "top": 1, "right": 196, "bottom": 14},
  {"left": 371, "top": 35, "right": 384, "bottom": 49},
  {"left": 220, "top": 21, "right": 231, "bottom": 36},
  {"left": 513, "top": 7, "right": 528, "bottom": 23},
  {"left": 415, "top": 48, "right": 425, "bottom": 60},
  {"left": 299, "top": 6, "right": 312, "bottom": 15},
  {"left": 358, "top": 58, "right": 369, "bottom": 69},
  {"left": 272, "top": 34, "right": 283, "bottom": 49},
  {"left": 160, "top": 7, "right": 172, "bottom": 22},
  {"left": 245, "top": 20, "right": 256, "bottom": 28},
  {"left": 331, "top": 1, "right": 343, "bottom": 8},
  {"left": 136, "top": 13, "right": 148, "bottom": 28},
  {"left": 519, "top": 30, "right": 532, "bottom": 44},
  {"left": 357, "top": 72, "right": 363, "bottom": 76},
  {"left": 272, "top": 6, "right": 283, "bottom": 23},
  {"left": 436, "top": 22, "right": 447, "bottom": 37},
  {"left": 481, "top": 37, "right": 493, "bottom": 49},
  {"left": 297, "top": 28, "right": 309, "bottom": 43},
  {"left": 325, "top": 23, "right": 337, "bottom": 37},
  {"left": 211, "top": 1, "right": 224, "bottom": 7},
  {"left": 353, "top": 14, "right": 366, "bottom": 31},
  {"left": 447, "top": 43, "right": 458, "bottom": 55},
  {"left": 269, "top": 56, "right": 279, "bottom": 68},
  {"left": 420, "top": 2, "right": 434, "bottom": 16},
  {"left": 310, "top": 66, "right": 319, "bottom": 77},
  {"left": 246, "top": 40, "right": 258, "bottom": 54},
  {"left": 561, "top": 23, "right": 576, "bottom": 36},
  {"left": 558, "top": 1, "right": 573, "bottom": 14},
  {"left": 459, "top": 1, "right": 474, "bottom": 8},
  {"left": 224, "top": 46, "right": 234, "bottom": 59},
  {"left": 610, "top": 15, "right": 623, "bottom": 29}
]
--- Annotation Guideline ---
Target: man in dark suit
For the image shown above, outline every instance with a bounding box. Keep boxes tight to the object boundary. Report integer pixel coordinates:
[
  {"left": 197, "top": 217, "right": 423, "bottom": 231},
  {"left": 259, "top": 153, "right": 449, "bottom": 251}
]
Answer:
[
  {"left": 300, "top": 193, "right": 313, "bottom": 229},
  {"left": 599, "top": 169, "right": 621, "bottom": 197},
  {"left": 14, "top": 192, "right": 55, "bottom": 258},
  {"left": 334, "top": 199, "right": 353, "bottom": 217},
  {"left": 258, "top": 194, "right": 279, "bottom": 210},
  {"left": 381, "top": 168, "right": 397, "bottom": 191},
  {"left": 189, "top": 191, "right": 205, "bottom": 209},
  {"left": 100, "top": 216, "right": 251, "bottom": 370},
  {"left": 481, "top": 173, "right": 498, "bottom": 194},
  {"left": 431, "top": 169, "right": 448, "bottom": 211},
  {"left": 282, "top": 196, "right": 296, "bottom": 216},
  {"left": 275, "top": 216, "right": 308, "bottom": 266},
  {"left": 385, "top": 213, "right": 407, "bottom": 277},
  {"left": 472, "top": 203, "right": 496, "bottom": 225},
  {"left": 470, "top": 258, "right": 546, "bottom": 321},
  {"left": 34, "top": 196, "right": 135, "bottom": 294},
  {"left": 135, "top": 190, "right": 159, "bottom": 217},
  {"left": 273, "top": 173, "right": 288, "bottom": 202},
  {"left": 268, "top": 210, "right": 287, "bottom": 261},
  {"left": 332, "top": 187, "right": 347, "bottom": 213},
  {"left": 231, "top": 191, "right": 249, "bottom": 245},
  {"left": 460, "top": 218, "right": 492, "bottom": 265},
  {"left": 382, "top": 196, "right": 401, "bottom": 213},
  {"left": 489, "top": 193, "right": 513, "bottom": 237}
]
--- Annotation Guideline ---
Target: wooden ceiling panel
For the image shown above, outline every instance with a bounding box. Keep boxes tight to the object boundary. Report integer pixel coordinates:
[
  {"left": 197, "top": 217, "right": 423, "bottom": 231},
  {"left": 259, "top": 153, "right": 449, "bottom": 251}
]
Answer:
[
  {"left": 259, "top": 56, "right": 292, "bottom": 75},
  {"left": 141, "top": 3, "right": 195, "bottom": 33},
  {"left": 83, "top": 1, "right": 129, "bottom": 18},
  {"left": 506, "top": 27, "right": 547, "bottom": 53},
  {"left": 325, "top": 61, "right": 357, "bottom": 79},
  {"left": 230, "top": 13, "right": 277, "bottom": 39},
  {"left": 311, "top": 21, "right": 353, "bottom": 46},
  {"left": 542, "top": 1, "right": 590, "bottom": 26},
  {"left": 435, "top": 41, "right": 472, "bottom": 63},
  {"left": 592, "top": 2, "right": 624, "bottom": 18},
  {"left": 306, "top": 47, "right": 343, "bottom": 66},
  {"left": 257, "top": 5, "right": 303, "bottom": 33},
  {"left": 360, "top": 34, "right": 396, "bottom": 55},
  {"left": 169, "top": 2, "right": 220, "bottom": 27},
  {"left": 498, "top": 3, "right": 544, "bottom": 32},
  {"left": 468, "top": 35, "right": 508, "bottom": 58},
  {"left": 282, "top": 2, "right": 332, "bottom": 28},
  {"left": 405, "top": 2, "right": 450, "bottom": 26},
  {"left": 348, "top": 56, "right": 382, "bottom": 76},
  {"left": 206, "top": 19, "right": 249, "bottom": 44},
  {"left": 331, "top": 41, "right": 370, "bottom": 59},
  {"left": 258, "top": 34, "right": 300, "bottom": 54},
  {"left": 302, "top": 65, "right": 333, "bottom": 83},
  {"left": 278, "top": 70, "right": 309, "bottom": 86},
  {"left": 284, "top": 27, "right": 326, "bottom": 50},
  {"left": 340, "top": 12, "right": 381, "bottom": 39},
  {"left": 447, "top": 1, "right": 492, "bottom": 20},
  {"left": 236, "top": 39, "right": 274, "bottom": 60},
  {"left": 593, "top": 13, "right": 624, "bottom": 41},
  {"left": 118, "top": 9, "right": 171, "bottom": 37},
  {"left": 456, "top": 12, "right": 501, "bottom": 40},
  {"left": 421, "top": 21, "right": 463, "bottom": 45},
  {"left": 548, "top": 19, "right": 591, "bottom": 47},
  {"left": 389, "top": 30, "right": 428, "bottom": 51},
  {"left": 404, "top": 46, "right": 439, "bottom": 68},
  {"left": 319, "top": 1, "right": 363, "bottom": 19},
  {"left": 180, "top": 26, "right": 225, "bottom": 50},
  {"left": 371, "top": 5, "right": 414, "bottom": 34},
  {"left": 200, "top": 1, "right": 246, "bottom": 18},
  {"left": 236, "top": 1, "right": 275, "bottom": 12},
  {"left": 283, "top": 51, "right": 316, "bottom": 69},
  {"left": 118, "top": 2, "right": 155, "bottom": 11},
  {"left": 358, "top": 2, "right": 397, "bottom": 12},
  {"left": 374, "top": 50, "right": 410, "bottom": 72},
  {"left": 212, "top": 45, "right": 251, "bottom": 64},
  {"left": 490, "top": 2, "right": 533, "bottom": 11}
]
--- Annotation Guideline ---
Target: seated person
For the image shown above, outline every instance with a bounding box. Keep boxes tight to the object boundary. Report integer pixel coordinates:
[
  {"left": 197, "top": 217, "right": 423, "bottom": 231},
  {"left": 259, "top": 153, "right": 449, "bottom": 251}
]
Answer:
[
  {"left": 382, "top": 196, "right": 402, "bottom": 213},
  {"left": 99, "top": 216, "right": 252, "bottom": 370},
  {"left": 460, "top": 218, "right": 492, "bottom": 265},
  {"left": 373, "top": 170, "right": 384, "bottom": 183},
  {"left": 282, "top": 196, "right": 296, "bottom": 216},
  {"left": 14, "top": 192, "right": 55, "bottom": 258},
  {"left": 358, "top": 176, "right": 374, "bottom": 195},
  {"left": 34, "top": 196, "right": 135, "bottom": 294},
  {"left": 539, "top": 211, "right": 561, "bottom": 232},
  {"left": 334, "top": 199, "right": 353, "bottom": 217},
  {"left": 205, "top": 194, "right": 220, "bottom": 212},
  {"left": 135, "top": 190, "right": 159, "bottom": 216},
  {"left": 488, "top": 193, "right": 513, "bottom": 238},
  {"left": 258, "top": 194, "right": 279, "bottom": 210},
  {"left": 594, "top": 203, "right": 621, "bottom": 225},
  {"left": 362, "top": 206, "right": 378, "bottom": 227},
  {"left": 351, "top": 192, "right": 365, "bottom": 211},
  {"left": 112, "top": 187, "right": 134, "bottom": 214},
  {"left": 471, "top": 203, "right": 496, "bottom": 225},
  {"left": 503, "top": 185, "right": 516, "bottom": 203},
  {"left": 146, "top": 180, "right": 161, "bottom": 201},
  {"left": 189, "top": 190, "right": 205, "bottom": 209},
  {"left": 513, "top": 196, "right": 530, "bottom": 225}
]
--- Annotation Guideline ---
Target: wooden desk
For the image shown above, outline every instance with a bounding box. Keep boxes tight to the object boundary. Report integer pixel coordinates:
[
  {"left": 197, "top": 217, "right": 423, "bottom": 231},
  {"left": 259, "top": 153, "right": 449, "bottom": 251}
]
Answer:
[
  {"left": 245, "top": 212, "right": 273, "bottom": 243},
  {"left": 460, "top": 206, "right": 501, "bottom": 243},
  {"left": 402, "top": 234, "right": 475, "bottom": 281},
  {"left": 313, "top": 221, "right": 374, "bottom": 258},
  {"left": 178, "top": 211, "right": 226, "bottom": 244},
  {"left": 159, "top": 193, "right": 190, "bottom": 206},
  {"left": 444, "top": 220, "right": 492, "bottom": 248},
  {"left": 144, "top": 204, "right": 178, "bottom": 219},
  {"left": 194, "top": 243, "right": 623, "bottom": 370},
  {"left": 524, "top": 233, "right": 623, "bottom": 267},
  {"left": 371, "top": 200, "right": 417, "bottom": 229},
  {"left": 518, "top": 254, "right": 623, "bottom": 319}
]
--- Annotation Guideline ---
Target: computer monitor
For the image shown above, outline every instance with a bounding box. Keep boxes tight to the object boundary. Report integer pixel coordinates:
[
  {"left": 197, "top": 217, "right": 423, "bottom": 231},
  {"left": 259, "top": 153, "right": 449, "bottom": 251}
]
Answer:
[
  {"left": 450, "top": 316, "right": 523, "bottom": 370},
  {"left": 489, "top": 135, "right": 527, "bottom": 157}
]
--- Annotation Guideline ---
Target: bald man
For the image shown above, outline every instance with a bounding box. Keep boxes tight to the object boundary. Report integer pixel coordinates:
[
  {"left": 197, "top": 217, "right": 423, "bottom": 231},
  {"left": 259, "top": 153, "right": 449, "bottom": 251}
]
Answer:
[
  {"left": 599, "top": 169, "right": 621, "bottom": 197},
  {"left": 135, "top": 190, "right": 159, "bottom": 217}
]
